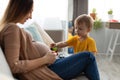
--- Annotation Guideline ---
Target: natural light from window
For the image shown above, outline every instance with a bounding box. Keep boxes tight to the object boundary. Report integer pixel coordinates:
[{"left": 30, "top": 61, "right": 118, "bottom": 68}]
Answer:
[
  {"left": 0, "top": 0, "right": 68, "bottom": 21},
  {"left": 89, "top": 0, "right": 120, "bottom": 21},
  {"left": 34, "top": 0, "right": 68, "bottom": 20},
  {"left": 1, "top": 0, "right": 120, "bottom": 22}
]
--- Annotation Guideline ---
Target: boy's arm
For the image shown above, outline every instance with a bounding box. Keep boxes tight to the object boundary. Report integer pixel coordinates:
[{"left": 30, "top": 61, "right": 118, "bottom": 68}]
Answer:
[
  {"left": 88, "top": 38, "right": 98, "bottom": 55},
  {"left": 56, "top": 41, "right": 68, "bottom": 48},
  {"left": 50, "top": 36, "right": 75, "bottom": 49}
]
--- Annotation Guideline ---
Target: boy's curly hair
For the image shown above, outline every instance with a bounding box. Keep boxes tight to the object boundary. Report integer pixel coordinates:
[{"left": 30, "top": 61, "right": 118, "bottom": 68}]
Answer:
[{"left": 74, "top": 14, "right": 93, "bottom": 29}]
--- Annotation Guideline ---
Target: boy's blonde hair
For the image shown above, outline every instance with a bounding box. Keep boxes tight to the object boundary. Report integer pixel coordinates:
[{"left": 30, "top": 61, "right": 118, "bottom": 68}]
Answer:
[{"left": 74, "top": 14, "right": 93, "bottom": 29}]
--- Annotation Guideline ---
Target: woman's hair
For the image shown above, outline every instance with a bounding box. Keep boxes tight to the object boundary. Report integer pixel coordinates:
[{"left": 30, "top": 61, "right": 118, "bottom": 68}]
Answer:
[
  {"left": 0, "top": 0, "right": 33, "bottom": 25},
  {"left": 74, "top": 14, "right": 93, "bottom": 29}
]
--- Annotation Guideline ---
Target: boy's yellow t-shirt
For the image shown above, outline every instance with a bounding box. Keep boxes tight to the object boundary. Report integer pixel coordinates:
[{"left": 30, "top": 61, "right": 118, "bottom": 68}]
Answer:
[
  {"left": 66, "top": 35, "right": 97, "bottom": 54},
  {"left": 68, "top": 32, "right": 73, "bottom": 39}
]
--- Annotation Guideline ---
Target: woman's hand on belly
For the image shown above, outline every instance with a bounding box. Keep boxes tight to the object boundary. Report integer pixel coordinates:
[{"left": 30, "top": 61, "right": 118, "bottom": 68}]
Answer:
[{"left": 43, "top": 51, "right": 57, "bottom": 65}]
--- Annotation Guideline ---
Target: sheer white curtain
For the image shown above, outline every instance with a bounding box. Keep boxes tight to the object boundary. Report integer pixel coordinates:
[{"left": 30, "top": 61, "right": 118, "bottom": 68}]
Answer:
[
  {"left": 33, "top": 0, "right": 68, "bottom": 20},
  {"left": 89, "top": 0, "right": 120, "bottom": 21},
  {"left": 32, "top": 0, "right": 68, "bottom": 30},
  {"left": 1, "top": 0, "right": 120, "bottom": 22},
  {"left": 0, "top": 0, "right": 68, "bottom": 32},
  {"left": 0, "top": 0, "right": 68, "bottom": 21}
]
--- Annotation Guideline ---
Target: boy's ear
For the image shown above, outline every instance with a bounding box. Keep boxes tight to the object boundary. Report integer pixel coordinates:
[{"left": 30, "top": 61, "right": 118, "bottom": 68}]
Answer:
[{"left": 87, "top": 28, "right": 91, "bottom": 32}]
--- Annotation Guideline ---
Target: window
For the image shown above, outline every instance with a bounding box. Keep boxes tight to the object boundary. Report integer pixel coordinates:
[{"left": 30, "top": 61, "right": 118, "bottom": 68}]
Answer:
[
  {"left": 33, "top": 0, "right": 68, "bottom": 21},
  {"left": 89, "top": 0, "right": 120, "bottom": 21},
  {"left": 0, "top": 0, "right": 68, "bottom": 21}
]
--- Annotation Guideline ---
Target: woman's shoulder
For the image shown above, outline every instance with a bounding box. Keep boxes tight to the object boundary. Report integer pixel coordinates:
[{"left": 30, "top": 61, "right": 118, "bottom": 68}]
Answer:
[
  {"left": 2, "top": 23, "right": 20, "bottom": 32},
  {"left": 5, "top": 23, "right": 20, "bottom": 29}
]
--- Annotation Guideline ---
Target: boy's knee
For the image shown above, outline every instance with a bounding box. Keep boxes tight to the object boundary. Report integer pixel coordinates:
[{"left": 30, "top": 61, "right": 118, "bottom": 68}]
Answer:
[
  {"left": 88, "top": 52, "right": 96, "bottom": 62},
  {"left": 77, "top": 51, "right": 96, "bottom": 61},
  {"left": 84, "top": 52, "right": 95, "bottom": 61}
]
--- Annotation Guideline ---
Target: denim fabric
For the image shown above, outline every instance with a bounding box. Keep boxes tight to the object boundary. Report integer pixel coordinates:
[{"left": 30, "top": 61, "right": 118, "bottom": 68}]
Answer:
[
  {"left": 48, "top": 52, "right": 100, "bottom": 80},
  {"left": 68, "top": 47, "right": 74, "bottom": 54}
]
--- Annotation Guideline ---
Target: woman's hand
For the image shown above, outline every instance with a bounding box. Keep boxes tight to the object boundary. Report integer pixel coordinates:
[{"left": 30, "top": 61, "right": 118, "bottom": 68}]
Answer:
[{"left": 44, "top": 51, "right": 57, "bottom": 65}]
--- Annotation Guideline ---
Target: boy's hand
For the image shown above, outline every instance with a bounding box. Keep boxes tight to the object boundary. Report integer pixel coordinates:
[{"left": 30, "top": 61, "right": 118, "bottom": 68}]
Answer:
[
  {"left": 50, "top": 43, "right": 58, "bottom": 52},
  {"left": 50, "top": 43, "right": 56, "bottom": 48}
]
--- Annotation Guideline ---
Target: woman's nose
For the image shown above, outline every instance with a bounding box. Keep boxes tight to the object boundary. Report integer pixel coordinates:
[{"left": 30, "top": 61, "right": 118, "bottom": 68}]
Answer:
[
  {"left": 29, "top": 13, "right": 32, "bottom": 19},
  {"left": 29, "top": 15, "right": 32, "bottom": 19}
]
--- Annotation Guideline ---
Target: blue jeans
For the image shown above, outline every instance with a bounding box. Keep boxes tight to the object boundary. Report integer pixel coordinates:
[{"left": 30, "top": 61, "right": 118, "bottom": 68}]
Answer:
[
  {"left": 48, "top": 52, "right": 100, "bottom": 80},
  {"left": 68, "top": 47, "right": 74, "bottom": 54}
]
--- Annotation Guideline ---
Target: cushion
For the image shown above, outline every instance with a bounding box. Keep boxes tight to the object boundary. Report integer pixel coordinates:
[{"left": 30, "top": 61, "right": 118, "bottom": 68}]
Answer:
[
  {"left": 0, "top": 47, "right": 15, "bottom": 80},
  {"left": 27, "top": 22, "right": 55, "bottom": 46},
  {"left": 0, "top": 73, "right": 16, "bottom": 80},
  {"left": 25, "top": 24, "right": 44, "bottom": 42}
]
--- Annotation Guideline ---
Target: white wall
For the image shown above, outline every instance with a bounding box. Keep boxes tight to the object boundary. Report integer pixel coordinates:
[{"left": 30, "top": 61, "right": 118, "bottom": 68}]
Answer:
[
  {"left": 90, "top": 22, "right": 120, "bottom": 54},
  {"left": 89, "top": 22, "right": 107, "bottom": 53}
]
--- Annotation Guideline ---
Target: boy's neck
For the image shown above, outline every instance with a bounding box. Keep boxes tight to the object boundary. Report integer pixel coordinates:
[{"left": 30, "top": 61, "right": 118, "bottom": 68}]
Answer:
[{"left": 79, "top": 35, "right": 88, "bottom": 41}]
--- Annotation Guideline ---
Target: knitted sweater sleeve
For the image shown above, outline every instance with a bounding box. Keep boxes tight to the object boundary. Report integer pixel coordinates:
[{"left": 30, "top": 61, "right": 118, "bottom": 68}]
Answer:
[{"left": 3, "top": 23, "right": 29, "bottom": 73}]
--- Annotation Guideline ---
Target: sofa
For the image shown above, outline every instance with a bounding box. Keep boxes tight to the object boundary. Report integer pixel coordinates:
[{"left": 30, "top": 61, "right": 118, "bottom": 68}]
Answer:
[
  {"left": 0, "top": 21, "right": 88, "bottom": 80},
  {"left": 0, "top": 47, "right": 17, "bottom": 80}
]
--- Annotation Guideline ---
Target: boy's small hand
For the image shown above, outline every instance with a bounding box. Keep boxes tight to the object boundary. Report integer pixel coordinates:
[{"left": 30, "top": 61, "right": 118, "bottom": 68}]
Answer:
[
  {"left": 51, "top": 46, "right": 58, "bottom": 52},
  {"left": 50, "top": 43, "right": 58, "bottom": 52},
  {"left": 50, "top": 43, "right": 56, "bottom": 48}
]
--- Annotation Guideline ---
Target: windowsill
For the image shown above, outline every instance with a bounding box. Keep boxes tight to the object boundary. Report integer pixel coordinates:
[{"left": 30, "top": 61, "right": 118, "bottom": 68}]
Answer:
[{"left": 106, "top": 22, "right": 120, "bottom": 29}]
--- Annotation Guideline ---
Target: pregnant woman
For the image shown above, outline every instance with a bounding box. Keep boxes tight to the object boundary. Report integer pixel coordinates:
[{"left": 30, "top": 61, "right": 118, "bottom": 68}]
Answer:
[{"left": 0, "top": 0, "right": 100, "bottom": 80}]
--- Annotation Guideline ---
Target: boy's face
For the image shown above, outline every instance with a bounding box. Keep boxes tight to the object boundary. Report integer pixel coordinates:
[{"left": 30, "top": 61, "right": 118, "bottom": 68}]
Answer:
[{"left": 75, "top": 22, "right": 90, "bottom": 37}]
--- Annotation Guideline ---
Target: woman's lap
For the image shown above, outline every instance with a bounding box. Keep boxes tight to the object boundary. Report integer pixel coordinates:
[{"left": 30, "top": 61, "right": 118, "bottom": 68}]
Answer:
[{"left": 48, "top": 52, "right": 100, "bottom": 80}]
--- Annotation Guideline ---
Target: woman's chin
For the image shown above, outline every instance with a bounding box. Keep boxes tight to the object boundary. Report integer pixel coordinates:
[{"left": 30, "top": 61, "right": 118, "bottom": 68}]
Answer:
[
  {"left": 19, "top": 22, "right": 24, "bottom": 24},
  {"left": 19, "top": 20, "right": 27, "bottom": 24}
]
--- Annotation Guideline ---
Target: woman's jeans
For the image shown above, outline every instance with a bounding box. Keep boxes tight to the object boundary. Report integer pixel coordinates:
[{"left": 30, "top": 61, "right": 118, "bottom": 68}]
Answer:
[{"left": 48, "top": 52, "right": 100, "bottom": 80}]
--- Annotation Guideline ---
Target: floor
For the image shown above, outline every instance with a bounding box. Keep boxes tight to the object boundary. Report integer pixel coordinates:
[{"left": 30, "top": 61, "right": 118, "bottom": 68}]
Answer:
[
  {"left": 75, "top": 54, "right": 120, "bottom": 80},
  {"left": 96, "top": 54, "right": 120, "bottom": 80},
  {"left": 59, "top": 52, "right": 120, "bottom": 80}
]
